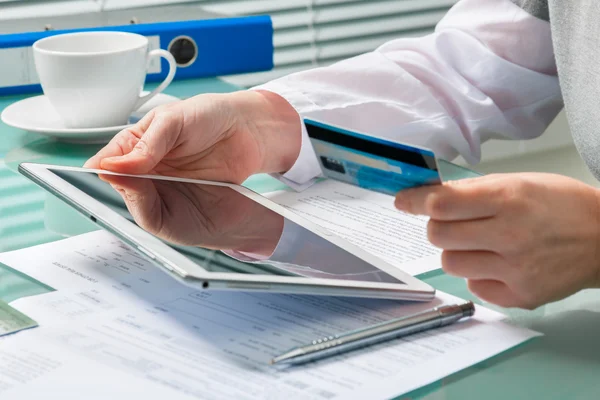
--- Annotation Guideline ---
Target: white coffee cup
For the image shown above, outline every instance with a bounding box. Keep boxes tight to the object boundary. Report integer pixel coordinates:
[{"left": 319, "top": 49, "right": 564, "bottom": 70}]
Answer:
[{"left": 32, "top": 31, "right": 177, "bottom": 129}]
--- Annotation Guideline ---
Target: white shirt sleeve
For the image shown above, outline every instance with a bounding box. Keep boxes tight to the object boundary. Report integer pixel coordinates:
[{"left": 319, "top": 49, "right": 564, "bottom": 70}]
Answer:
[
  {"left": 252, "top": 0, "right": 562, "bottom": 190},
  {"left": 235, "top": 0, "right": 561, "bottom": 268}
]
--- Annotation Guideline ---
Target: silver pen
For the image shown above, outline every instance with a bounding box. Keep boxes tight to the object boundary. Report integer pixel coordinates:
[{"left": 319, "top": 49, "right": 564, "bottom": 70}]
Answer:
[{"left": 270, "top": 301, "right": 475, "bottom": 366}]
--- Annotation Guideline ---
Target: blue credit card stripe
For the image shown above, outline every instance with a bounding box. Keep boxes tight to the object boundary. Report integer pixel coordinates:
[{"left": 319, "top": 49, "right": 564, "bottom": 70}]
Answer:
[
  {"left": 305, "top": 119, "right": 434, "bottom": 155},
  {"left": 304, "top": 119, "right": 437, "bottom": 171}
]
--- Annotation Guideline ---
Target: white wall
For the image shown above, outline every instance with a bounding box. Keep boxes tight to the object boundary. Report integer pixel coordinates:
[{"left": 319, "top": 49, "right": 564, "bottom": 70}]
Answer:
[{"left": 455, "top": 110, "right": 573, "bottom": 167}]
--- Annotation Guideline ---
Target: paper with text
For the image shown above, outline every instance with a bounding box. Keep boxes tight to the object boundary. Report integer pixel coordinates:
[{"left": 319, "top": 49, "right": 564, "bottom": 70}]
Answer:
[
  {"left": 0, "top": 231, "right": 540, "bottom": 399},
  {"left": 266, "top": 180, "right": 442, "bottom": 276}
]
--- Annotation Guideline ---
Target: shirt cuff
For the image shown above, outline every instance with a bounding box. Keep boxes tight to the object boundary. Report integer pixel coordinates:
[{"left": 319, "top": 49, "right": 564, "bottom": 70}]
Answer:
[
  {"left": 251, "top": 83, "right": 323, "bottom": 192},
  {"left": 221, "top": 218, "right": 298, "bottom": 264},
  {"left": 271, "top": 121, "right": 322, "bottom": 192}
]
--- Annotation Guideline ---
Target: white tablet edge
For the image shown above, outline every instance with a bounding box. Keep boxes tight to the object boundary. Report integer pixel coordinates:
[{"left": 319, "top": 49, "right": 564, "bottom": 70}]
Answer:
[{"left": 19, "top": 162, "right": 436, "bottom": 301}]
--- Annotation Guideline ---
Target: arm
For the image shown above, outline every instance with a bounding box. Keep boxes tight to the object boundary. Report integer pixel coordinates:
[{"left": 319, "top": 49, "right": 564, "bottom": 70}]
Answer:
[
  {"left": 254, "top": 0, "right": 562, "bottom": 190},
  {"left": 233, "top": 0, "right": 561, "bottom": 267},
  {"left": 86, "top": 0, "right": 562, "bottom": 278}
]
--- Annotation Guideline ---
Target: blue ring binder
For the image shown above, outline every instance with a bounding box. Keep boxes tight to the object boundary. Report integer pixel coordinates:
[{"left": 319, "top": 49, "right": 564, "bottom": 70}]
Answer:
[{"left": 0, "top": 15, "right": 274, "bottom": 96}]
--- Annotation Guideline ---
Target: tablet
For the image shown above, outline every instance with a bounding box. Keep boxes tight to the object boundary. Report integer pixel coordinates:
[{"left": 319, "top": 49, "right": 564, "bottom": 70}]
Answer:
[{"left": 18, "top": 163, "right": 435, "bottom": 301}]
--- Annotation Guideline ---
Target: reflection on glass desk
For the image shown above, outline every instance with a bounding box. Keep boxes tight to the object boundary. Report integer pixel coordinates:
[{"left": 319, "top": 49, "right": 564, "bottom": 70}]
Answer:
[{"left": 2, "top": 78, "right": 600, "bottom": 400}]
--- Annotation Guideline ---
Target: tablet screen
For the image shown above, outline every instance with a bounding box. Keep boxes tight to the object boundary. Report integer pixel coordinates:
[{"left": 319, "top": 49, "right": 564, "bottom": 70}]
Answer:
[{"left": 49, "top": 169, "right": 403, "bottom": 284}]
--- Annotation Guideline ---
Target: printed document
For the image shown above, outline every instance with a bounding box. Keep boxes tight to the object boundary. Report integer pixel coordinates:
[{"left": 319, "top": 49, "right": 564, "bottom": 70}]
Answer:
[
  {"left": 266, "top": 180, "right": 442, "bottom": 276},
  {"left": 0, "top": 231, "right": 540, "bottom": 399}
]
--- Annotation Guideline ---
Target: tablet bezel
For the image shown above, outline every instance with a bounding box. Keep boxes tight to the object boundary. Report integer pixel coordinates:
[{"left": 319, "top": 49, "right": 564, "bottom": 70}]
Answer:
[{"left": 19, "top": 162, "right": 435, "bottom": 301}]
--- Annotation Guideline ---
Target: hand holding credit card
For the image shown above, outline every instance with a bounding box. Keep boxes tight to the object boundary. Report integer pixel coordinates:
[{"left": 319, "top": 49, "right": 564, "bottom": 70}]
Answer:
[{"left": 305, "top": 119, "right": 443, "bottom": 196}]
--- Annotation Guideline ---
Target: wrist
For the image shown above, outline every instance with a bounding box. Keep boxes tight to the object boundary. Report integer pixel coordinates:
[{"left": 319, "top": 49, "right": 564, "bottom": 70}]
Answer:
[{"left": 249, "top": 89, "right": 302, "bottom": 174}]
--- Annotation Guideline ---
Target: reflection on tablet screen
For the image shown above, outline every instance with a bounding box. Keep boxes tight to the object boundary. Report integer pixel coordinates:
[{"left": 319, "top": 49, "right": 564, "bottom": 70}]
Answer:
[{"left": 50, "top": 169, "right": 403, "bottom": 284}]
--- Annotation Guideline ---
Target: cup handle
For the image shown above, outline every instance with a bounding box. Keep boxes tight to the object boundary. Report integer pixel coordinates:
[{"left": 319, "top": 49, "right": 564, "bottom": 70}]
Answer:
[{"left": 133, "top": 49, "right": 177, "bottom": 111}]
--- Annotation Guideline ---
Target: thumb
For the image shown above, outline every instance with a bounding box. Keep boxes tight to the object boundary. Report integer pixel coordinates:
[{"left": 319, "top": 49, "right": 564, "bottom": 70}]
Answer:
[{"left": 101, "top": 109, "right": 182, "bottom": 174}]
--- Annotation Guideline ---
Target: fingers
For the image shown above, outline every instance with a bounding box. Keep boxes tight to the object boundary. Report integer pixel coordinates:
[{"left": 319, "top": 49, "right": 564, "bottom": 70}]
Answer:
[
  {"left": 83, "top": 129, "right": 141, "bottom": 169},
  {"left": 466, "top": 279, "right": 524, "bottom": 309},
  {"left": 85, "top": 106, "right": 183, "bottom": 174},
  {"left": 395, "top": 175, "right": 506, "bottom": 221},
  {"left": 101, "top": 174, "right": 163, "bottom": 235},
  {"left": 441, "top": 250, "right": 511, "bottom": 281},
  {"left": 427, "top": 218, "right": 497, "bottom": 251},
  {"left": 101, "top": 108, "right": 182, "bottom": 174}
]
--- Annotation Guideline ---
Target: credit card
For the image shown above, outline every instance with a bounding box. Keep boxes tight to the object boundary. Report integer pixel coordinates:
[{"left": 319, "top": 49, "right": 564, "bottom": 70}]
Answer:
[
  {"left": 0, "top": 300, "right": 38, "bottom": 337},
  {"left": 304, "top": 119, "right": 442, "bottom": 196}
]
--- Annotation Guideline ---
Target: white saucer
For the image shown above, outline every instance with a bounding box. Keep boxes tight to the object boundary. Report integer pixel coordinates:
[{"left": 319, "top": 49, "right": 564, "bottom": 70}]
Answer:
[{"left": 1, "top": 92, "right": 180, "bottom": 144}]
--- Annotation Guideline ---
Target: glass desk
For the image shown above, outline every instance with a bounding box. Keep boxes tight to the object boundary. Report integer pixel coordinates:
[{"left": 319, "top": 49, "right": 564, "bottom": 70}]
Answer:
[{"left": 1, "top": 78, "right": 599, "bottom": 399}]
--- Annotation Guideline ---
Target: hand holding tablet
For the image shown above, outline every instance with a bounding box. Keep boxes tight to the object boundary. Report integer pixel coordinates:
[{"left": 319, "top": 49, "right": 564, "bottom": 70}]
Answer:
[{"left": 19, "top": 163, "right": 435, "bottom": 301}]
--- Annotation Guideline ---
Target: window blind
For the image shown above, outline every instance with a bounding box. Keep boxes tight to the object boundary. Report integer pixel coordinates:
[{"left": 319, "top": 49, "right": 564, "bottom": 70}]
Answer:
[
  {"left": 0, "top": 0, "right": 458, "bottom": 87},
  {"left": 0, "top": 0, "right": 99, "bottom": 20}
]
